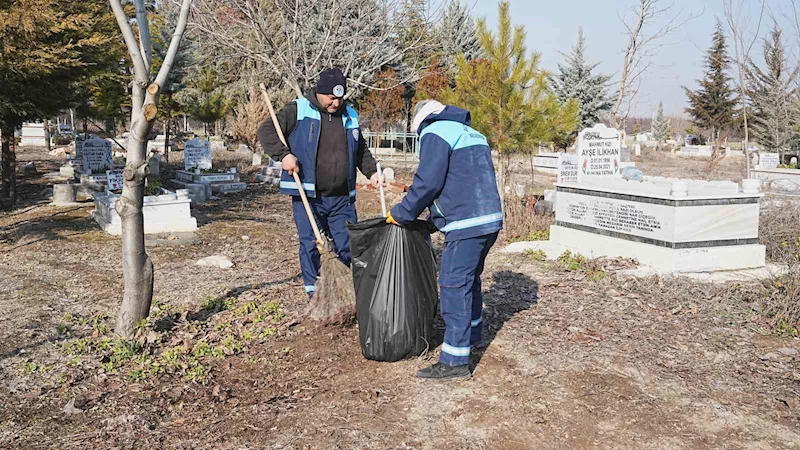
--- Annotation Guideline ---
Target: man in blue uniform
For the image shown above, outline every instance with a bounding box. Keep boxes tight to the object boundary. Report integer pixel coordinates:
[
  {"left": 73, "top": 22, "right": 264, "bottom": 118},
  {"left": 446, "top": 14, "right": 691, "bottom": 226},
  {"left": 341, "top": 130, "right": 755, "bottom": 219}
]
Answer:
[
  {"left": 387, "top": 99, "right": 503, "bottom": 380},
  {"left": 258, "top": 68, "right": 382, "bottom": 298}
]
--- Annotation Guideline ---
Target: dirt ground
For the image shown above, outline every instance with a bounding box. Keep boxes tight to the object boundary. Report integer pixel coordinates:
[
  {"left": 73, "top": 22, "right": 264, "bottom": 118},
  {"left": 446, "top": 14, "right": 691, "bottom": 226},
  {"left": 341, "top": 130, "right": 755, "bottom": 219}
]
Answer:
[{"left": 1, "top": 148, "right": 798, "bottom": 449}]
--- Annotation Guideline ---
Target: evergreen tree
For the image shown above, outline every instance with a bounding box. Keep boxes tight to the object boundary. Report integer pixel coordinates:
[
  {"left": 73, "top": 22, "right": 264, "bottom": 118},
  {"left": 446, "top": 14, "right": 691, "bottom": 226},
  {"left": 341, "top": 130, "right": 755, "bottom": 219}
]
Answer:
[
  {"left": 437, "top": 0, "right": 482, "bottom": 78},
  {"left": 551, "top": 28, "right": 612, "bottom": 132},
  {"left": 0, "top": 0, "right": 119, "bottom": 208},
  {"left": 397, "top": 0, "right": 434, "bottom": 76},
  {"left": 683, "top": 21, "right": 737, "bottom": 154},
  {"left": 442, "top": 1, "right": 578, "bottom": 199},
  {"left": 747, "top": 23, "right": 798, "bottom": 156},
  {"left": 179, "top": 65, "right": 233, "bottom": 136},
  {"left": 652, "top": 101, "right": 672, "bottom": 150}
]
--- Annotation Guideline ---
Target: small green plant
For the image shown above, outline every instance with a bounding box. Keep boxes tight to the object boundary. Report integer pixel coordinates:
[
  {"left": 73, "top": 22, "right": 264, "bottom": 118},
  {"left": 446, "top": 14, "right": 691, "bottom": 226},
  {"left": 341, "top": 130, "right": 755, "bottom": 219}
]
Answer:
[
  {"left": 201, "top": 296, "right": 236, "bottom": 312},
  {"left": 523, "top": 249, "right": 547, "bottom": 261},
  {"left": 62, "top": 337, "right": 92, "bottom": 356},
  {"left": 235, "top": 301, "right": 258, "bottom": 318},
  {"left": 777, "top": 164, "right": 797, "bottom": 169},
  {"left": 555, "top": 251, "right": 607, "bottom": 280},
  {"left": 557, "top": 251, "right": 584, "bottom": 271},
  {"left": 184, "top": 364, "right": 208, "bottom": 382},
  {"left": 101, "top": 339, "right": 143, "bottom": 373},
  {"left": 527, "top": 229, "right": 550, "bottom": 241},
  {"left": 776, "top": 319, "right": 800, "bottom": 337},
  {"left": 57, "top": 323, "right": 72, "bottom": 337},
  {"left": 18, "top": 362, "right": 39, "bottom": 376},
  {"left": 92, "top": 314, "right": 110, "bottom": 336},
  {"left": 242, "top": 330, "right": 255, "bottom": 342},
  {"left": 259, "top": 327, "right": 277, "bottom": 339},
  {"left": 144, "top": 180, "right": 163, "bottom": 196},
  {"left": 222, "top": 335, "right": 245, "bottom": 355},
  {"left": 192, "top": 341, "right": 223, "bottom": 359}
]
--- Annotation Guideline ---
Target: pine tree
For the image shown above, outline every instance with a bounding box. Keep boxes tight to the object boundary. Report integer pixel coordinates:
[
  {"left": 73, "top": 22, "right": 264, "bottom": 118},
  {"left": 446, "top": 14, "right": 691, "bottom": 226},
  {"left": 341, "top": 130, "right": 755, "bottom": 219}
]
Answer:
[
  {"left": 551, "top": 28, "right": 612, "bottom": 132},
  {"left": 652, "top": 101, "right": 672, "bottom": 150},
  {"left": 0, "top": 0, "right": 119, "bottom": 208},
  {"left": 442, "top": 1, "right": 578, "bottom": 199},
  {"left": 683, "top": 21, "right": 737, "bottom": 156},
  {"left": 747, "top": 23, "right": 798, "bottom": 156},
  {"left": 437, "top": 0, "right": 482, "bottom": 78},
  {"left": 179, "top": 65, "right": 233, "bottom": 136}
]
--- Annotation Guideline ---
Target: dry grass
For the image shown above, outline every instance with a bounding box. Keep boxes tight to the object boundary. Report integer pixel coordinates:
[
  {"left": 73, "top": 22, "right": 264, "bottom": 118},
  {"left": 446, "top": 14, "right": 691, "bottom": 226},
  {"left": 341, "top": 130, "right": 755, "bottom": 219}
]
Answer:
[
  {"left": 759, "top": 200, "right": 800, "bottom": 265},
  {"left": 758, "top": 200, "right": 800, "bottom": 334},
  {"left": 502, "top": 190, "right": 554, "bottom": 242},
  {"left": 631, "top": 148, "right": 746, "bottom": 181}
]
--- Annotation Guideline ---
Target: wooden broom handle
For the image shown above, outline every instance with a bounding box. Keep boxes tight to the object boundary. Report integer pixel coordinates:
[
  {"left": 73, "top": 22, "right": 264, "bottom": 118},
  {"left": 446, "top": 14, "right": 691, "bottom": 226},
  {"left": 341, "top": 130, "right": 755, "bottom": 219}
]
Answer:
[{"left": 259, "top": 83, "right": 324, "bottom": 247}]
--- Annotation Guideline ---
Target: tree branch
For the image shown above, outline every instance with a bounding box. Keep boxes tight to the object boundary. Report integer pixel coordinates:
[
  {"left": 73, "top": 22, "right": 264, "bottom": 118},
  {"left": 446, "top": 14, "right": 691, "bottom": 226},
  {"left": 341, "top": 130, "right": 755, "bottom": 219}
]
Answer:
[
  {"left": 153, "top": 0, "right": 192, "bottom": 90},
  {"left": 134, "top": 0, "right": 152, "bottom": 73},
  {"left": 109, "top": 0, "right": 148, "bottom": 85}
]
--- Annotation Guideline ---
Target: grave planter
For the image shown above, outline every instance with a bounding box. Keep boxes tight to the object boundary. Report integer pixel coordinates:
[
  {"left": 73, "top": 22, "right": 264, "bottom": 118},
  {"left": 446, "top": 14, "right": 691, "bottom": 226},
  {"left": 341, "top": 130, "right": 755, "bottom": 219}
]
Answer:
[
  {"left": 92, "top": 189, "right": 197, "bottom": 235},
  {"left": 175, "top": 170, "right": 239, "bottom": 184},
  {"left": 549, "top": 177, "right": 765, "bottom": 273},
  {"left": 751, "top": 167, "right": 800, "bottom": 195}
]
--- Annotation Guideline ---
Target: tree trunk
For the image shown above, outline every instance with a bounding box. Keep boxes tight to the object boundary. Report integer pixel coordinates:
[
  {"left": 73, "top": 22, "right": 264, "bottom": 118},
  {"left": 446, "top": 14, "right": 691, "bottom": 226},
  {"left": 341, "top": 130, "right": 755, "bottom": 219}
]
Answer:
[
  {"left": 1, "top": 123, "right": 17, "bottom": 208},
  {"left": 44, "top": 119, "right": 51, "bottom": 152},
  {"left": 497, "top": 153, "right": 508, "bottom": 207},
  {"left": 164, "top": 91, "right": 172, "bottom": 158},
  {"left": 110, "top": 0, "right": 191, "bottom": 338},
  {"left": 116, "top": 81, "right": 155, "bottom": 339}
]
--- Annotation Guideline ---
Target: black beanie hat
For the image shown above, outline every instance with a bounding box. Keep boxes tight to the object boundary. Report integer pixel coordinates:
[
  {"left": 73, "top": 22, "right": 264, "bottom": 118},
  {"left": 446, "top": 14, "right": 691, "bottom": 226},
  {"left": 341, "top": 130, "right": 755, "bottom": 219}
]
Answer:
[{"left": 316, "top": 68, "right": 347, "bottom": 98}]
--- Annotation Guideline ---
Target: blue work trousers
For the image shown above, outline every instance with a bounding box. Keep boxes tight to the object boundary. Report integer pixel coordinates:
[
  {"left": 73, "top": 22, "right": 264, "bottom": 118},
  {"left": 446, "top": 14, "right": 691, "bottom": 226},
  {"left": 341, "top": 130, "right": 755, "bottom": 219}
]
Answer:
[
  {"left": 291, "top": 196, "right": 357, "bottom": 297},
  {"left": 438, "top": 232, "right": 498, "bottom": 366}
]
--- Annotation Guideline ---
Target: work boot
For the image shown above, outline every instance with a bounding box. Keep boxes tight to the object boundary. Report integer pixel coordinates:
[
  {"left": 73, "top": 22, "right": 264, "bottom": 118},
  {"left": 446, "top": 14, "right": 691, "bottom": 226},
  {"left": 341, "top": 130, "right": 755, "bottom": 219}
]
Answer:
[{"left": 416, "top": 363, "right": 471, "bottom": 380}]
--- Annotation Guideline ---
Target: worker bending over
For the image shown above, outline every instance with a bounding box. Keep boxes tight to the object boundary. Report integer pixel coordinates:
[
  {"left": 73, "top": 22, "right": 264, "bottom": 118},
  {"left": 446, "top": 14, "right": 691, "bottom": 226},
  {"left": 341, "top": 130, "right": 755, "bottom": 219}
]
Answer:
[{"left": 388, "top": 99, "right": 503, "bottom": 380}]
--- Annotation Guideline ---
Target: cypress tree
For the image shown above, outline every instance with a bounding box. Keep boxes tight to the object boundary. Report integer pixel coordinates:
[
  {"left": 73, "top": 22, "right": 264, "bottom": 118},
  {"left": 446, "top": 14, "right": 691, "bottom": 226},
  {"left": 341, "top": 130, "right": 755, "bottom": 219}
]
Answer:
[{"left": 683, "top": 20, "right": 737, "bottom": 155}]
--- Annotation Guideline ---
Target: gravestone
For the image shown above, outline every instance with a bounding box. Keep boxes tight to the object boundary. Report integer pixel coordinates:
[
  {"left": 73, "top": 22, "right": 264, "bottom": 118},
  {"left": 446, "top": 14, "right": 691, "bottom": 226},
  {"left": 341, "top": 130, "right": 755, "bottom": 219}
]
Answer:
[
  {"left": 759, "top": 152, "right": 780, "bottom": 169},
  {"left": 81, "top": 138, "right": 113, "bottom": 173},
  {"left": 148, "top": 157, "right": 160, "bottom": 177},
  {"left": 53, "top": 183, "right": 78, "bottom": 206},
  {"left": 791, "top": 157, "right": 798, "bottom": 167},
  {"left": 106, "top": 169, "right": 124, "bottom": 191},
  {"left": 634, "top": 143, "right": 642, "bottom": 156},
  {"left": 20, "top": 122, "right": 47, "bottom": 147},
  {"left": 184, "top": 138, "right": 212, "bottom": 171},
  {"left": 577, "top": 124, "right": 621, "bottom": 184},
  {"left": 252, "top": 152, "right": 263, "bottom": 166},
  {"left": 557, "top": 153, "right": 579, "bottom": 184},
  {"left": 620, "top": 146, "right": 631, "bottom": 162},
  {"left": 751, "top": 153, "right": 759, "bottom": 167}
]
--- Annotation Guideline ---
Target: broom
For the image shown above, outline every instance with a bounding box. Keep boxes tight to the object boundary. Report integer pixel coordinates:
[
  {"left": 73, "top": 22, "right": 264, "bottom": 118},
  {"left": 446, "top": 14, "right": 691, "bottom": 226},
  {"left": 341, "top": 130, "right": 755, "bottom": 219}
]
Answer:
[{"left": 259, "top": 83, "right": 356, "bottom": 326}]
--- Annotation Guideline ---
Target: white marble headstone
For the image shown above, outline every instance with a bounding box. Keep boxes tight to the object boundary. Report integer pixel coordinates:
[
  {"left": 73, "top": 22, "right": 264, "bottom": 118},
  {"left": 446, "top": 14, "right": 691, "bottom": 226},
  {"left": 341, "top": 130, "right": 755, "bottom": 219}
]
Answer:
[
  {"left": 81, "top": 138, "right": 113, "bottom": 172},
  {"left": 106, "top": 169, "right": 124, "bottom": 191},
  {"left": 184, "top": 137, "right": 212, "bottom": 171},
  {"left": 557, "top": 153, "right": 579, "bottom": 184},
  {"left": 577, "top": 124, "right": 622, "bottom": 184},
  {"left": 759, "top": 152, "right": 780, "bottom": 170}
]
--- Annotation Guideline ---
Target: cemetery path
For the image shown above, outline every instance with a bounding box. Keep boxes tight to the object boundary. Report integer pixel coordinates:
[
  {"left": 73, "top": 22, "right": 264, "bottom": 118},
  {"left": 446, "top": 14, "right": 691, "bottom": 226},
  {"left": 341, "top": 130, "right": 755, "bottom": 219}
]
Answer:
[{"left": 0, "top": 151, "right": 798, "bottom": 449}]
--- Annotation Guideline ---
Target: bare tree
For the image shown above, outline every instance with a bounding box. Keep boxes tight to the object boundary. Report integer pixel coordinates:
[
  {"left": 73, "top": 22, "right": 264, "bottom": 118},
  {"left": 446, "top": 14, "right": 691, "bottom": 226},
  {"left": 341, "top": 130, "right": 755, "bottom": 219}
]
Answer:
[
  {"left": 611, "top": 0, "right": 698, "bottom": 129},
  {"left": 109, "top": 0, "right": 192, "bottom": 338},
  {"left": 189, "top": 0, "right": 442, "bottom": 98},
  {"left": 723, "top": 0, "right": 767, "bottom": 178}
]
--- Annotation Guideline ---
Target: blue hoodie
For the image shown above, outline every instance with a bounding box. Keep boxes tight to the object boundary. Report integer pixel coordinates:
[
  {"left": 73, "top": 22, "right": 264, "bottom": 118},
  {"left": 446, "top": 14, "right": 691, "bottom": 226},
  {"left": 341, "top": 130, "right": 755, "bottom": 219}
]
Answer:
[{"left": 390, "top": 106, "right": 503, "bottom": 242}]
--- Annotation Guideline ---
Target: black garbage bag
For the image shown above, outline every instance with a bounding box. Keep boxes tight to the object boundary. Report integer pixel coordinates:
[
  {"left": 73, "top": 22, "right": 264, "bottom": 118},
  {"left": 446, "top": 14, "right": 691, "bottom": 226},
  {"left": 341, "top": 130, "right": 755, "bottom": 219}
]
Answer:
[{"left": 347, "top": 218, "right": 438, "bottom": 362}]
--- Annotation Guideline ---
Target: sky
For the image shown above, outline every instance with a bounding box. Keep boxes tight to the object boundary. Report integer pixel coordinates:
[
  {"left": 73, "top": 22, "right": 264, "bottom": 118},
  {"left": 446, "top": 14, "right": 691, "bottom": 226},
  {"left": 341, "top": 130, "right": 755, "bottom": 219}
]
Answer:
[{"left": 465, "top": 0, "right": 797, "bottom": 118}]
